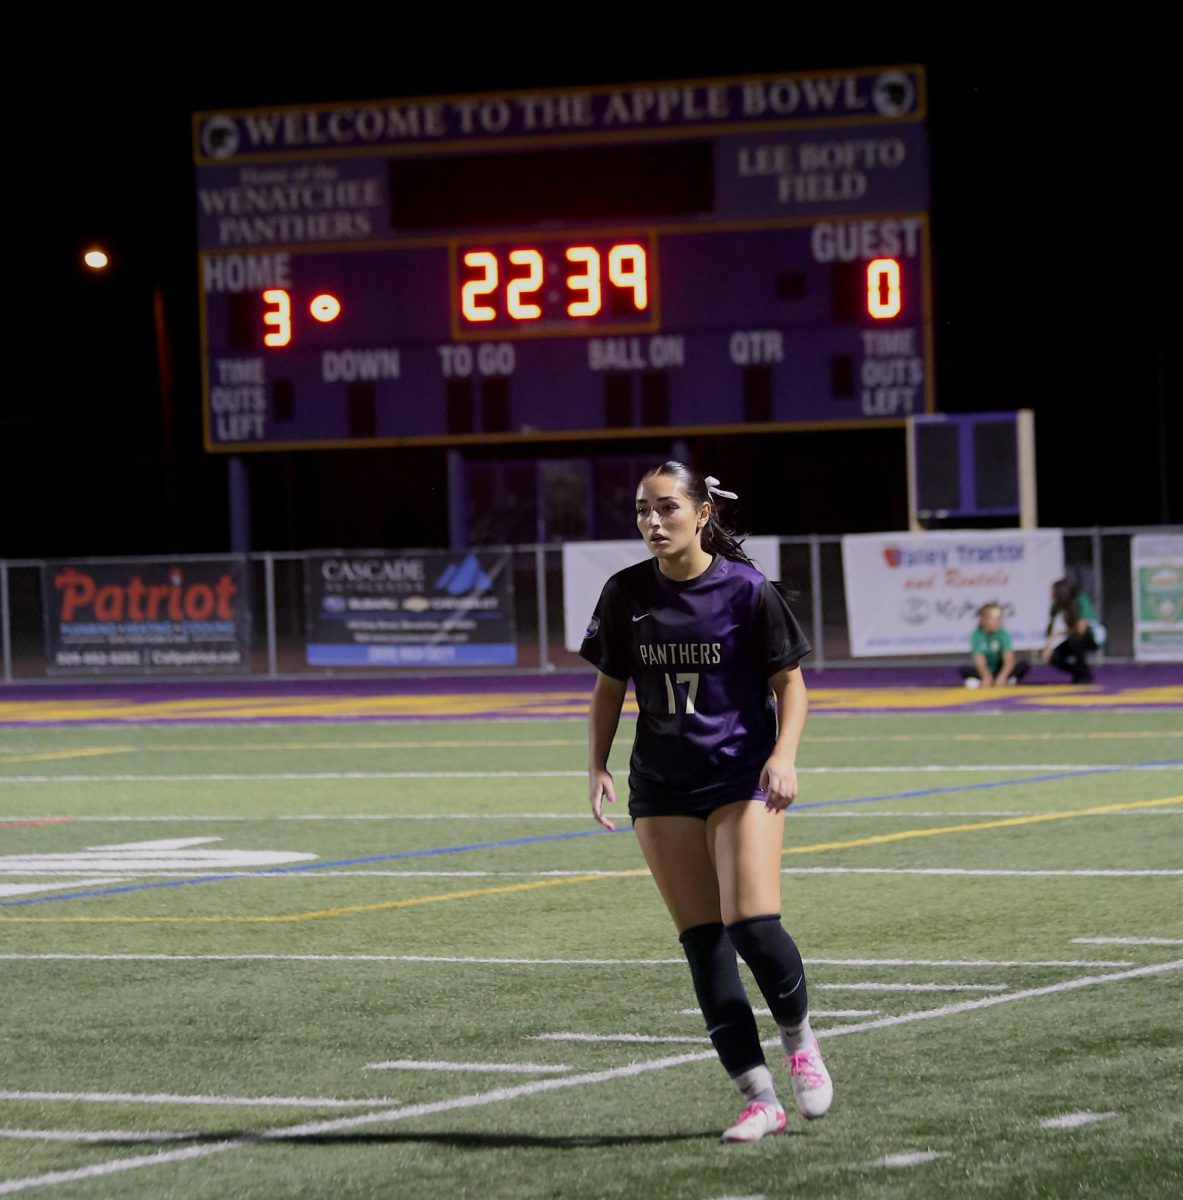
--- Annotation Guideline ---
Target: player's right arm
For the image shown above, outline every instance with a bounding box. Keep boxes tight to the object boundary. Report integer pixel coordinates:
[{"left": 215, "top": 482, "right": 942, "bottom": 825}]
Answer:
[
  {"left": 588, "top": 670, "right": 628, "bottom": 831},
  {"left": 973, "top": 652, "right": 992, "bottom": 685}
]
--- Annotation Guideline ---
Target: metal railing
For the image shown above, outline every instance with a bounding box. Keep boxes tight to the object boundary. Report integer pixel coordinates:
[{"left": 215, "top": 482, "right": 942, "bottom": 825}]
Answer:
[{"left": 1, "top": 526, "right": 1175, "bottom": 684}]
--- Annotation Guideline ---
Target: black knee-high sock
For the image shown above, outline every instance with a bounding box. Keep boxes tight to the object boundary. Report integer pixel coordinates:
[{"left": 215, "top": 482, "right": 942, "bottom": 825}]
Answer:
[
  {"left": 726, "top": 914, "right": 809, "bottom": 1030},
  {"left": 678, "top": 923, "right": 766, "bottom": 1077}
]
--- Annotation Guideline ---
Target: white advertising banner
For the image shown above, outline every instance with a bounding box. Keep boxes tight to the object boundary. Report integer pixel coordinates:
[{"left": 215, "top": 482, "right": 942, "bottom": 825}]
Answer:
[
  {"left": 841, "top": 529, "right": 1064, "bottom": 657},
  {"left": 562, "top": 538, "right": 781, "bottom": 652},
  {"left": 1131, "top": 534, "right": 1183, "bottom": 662}
]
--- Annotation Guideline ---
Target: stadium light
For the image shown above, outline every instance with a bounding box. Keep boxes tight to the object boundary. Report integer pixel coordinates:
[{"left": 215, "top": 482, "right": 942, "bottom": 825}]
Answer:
[{"left": 83, "top": 248, "right": 110, "bottom": 270}]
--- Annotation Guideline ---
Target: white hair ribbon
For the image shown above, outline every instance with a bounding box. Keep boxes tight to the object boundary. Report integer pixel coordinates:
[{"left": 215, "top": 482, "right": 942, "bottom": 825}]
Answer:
[{"left": 704, "top": 475, "right": 738, "bottom": 500}]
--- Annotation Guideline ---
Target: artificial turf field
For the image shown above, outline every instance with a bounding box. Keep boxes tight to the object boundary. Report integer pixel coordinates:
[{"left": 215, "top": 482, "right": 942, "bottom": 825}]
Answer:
[{"left": 0, "top": 696, "right": 1180, "bottom": 1198}]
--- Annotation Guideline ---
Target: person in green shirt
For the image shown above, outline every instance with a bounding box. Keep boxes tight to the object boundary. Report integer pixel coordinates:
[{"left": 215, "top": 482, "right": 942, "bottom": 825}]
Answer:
[
  {"left": 1042, "top": 577, "right": 1103, "bottom": 684},
  {"left": 959, "top": 602, "right": 1029, "bottom": 688}
]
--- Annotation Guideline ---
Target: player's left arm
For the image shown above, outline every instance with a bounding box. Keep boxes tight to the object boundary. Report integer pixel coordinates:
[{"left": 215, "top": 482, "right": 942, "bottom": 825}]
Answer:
[{"left": 760, "top": 665, "right": 808, "bottom": 812}]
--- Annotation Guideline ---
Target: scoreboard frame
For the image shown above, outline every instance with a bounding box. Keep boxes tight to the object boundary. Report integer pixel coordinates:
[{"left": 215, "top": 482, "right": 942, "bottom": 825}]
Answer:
[{"left": 194, "top": 67, "right": 934, "bottom": 453}]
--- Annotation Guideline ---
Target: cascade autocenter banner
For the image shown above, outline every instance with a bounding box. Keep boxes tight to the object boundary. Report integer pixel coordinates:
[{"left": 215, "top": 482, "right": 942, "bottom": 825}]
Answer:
[
  {"left": 1131, "top": 534, "right": 1183, "bottom": 661},
  {"left": 43, "top": 559, "right": 250, "bottom": 674},
  {"left": 305, "top": 550, "right": 516, "bottom": 666},
  {"left": 841, "top": 530, "right": 1064, "bottom": 656},
  {"left": 562, "top": 538, "right": 781, "bottom": 652}
]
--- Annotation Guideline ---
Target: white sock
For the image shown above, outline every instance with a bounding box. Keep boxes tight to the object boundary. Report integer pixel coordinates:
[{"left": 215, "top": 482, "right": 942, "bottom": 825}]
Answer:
[
  {"left": 779, "top": 1015, "right": 814, "bottom": 1056},
  {"left": 731, "top": 1064, "right": 779, "bottom": 1107}
]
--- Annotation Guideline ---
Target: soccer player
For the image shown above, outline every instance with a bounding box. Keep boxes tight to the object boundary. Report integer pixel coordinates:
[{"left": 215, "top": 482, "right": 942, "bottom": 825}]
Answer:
[
  {"left": 580, "top": 461, "right": 832, "bottom": 1144},
  {"left": 958, "top": 602, "right": 1030, "bottom": 688}
]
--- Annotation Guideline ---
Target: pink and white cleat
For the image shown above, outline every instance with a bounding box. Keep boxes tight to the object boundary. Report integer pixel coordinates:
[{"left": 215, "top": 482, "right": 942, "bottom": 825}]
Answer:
[
  {"left": 786, "top": 1038, "right": 833, "bottom": 1119},
  {"left": 721, "top": 1101, "right": 787, "bottom": 1143}
]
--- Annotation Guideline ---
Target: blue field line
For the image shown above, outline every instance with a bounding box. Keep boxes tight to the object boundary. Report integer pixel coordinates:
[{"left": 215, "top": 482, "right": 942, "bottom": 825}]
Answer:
[{"left": 3, "top": 759, "right": 1179, "bottom": 910}]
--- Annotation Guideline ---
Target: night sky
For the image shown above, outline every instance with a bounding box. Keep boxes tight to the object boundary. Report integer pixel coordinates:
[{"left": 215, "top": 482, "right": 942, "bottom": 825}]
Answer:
[{"left": 7, "top": 39, "right": 1175, "bottom": 559}]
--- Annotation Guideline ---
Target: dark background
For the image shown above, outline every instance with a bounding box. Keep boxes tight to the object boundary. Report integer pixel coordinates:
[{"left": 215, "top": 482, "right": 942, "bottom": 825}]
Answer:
[{"left": 6, "top": 39, "right": 1175, "bottom": 558}]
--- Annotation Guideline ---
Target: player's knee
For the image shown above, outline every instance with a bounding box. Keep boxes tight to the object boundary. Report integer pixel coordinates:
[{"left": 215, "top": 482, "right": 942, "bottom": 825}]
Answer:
[
  {"left": 727, "top": 914, "right": 809, "bottom": 1027},
  {"left": 725, "top": 914, "right": 786, "bottom": 970}
]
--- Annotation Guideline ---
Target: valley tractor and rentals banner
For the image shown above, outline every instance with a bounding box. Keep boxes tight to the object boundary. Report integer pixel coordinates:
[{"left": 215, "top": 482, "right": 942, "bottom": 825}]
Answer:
[
  {"left": 841, "top": 529, "right": 1065, "bottom": 657},
  {"left": 43, "top": 558, "right": 250, "bottom": 675},
  {"left": 304, "top": 549, "right": 516, "bottom": 666}
]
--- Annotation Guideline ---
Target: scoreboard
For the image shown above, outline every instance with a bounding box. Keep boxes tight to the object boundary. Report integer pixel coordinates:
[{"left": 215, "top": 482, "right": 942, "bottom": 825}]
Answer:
[{"left": 193, "top": 67, "right": 931, "bottom": 451}]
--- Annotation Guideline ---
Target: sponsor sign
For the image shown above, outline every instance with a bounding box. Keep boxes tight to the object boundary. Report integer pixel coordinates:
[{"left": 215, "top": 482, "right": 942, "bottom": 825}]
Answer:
[
  {"left": 1131, "top": 534, "right": 1183, "bottom": 662},
  {"left": 841, "top": 530, "right": 1064, "bottom": 657},
  {"left": 562, "top": 538, "right": 781, "bottom": 653},
  {"left": 305, "top": 550, "right": 515, "bottom": 666},
  {"left": 42, "top": 559, "right": 250, "bottom": 674}
]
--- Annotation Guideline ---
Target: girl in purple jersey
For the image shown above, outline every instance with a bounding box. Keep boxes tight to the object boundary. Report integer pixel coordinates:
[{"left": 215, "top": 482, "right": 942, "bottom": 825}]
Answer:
[{"left": 581, "top": 461, "right": 832, "bottom": 1144}]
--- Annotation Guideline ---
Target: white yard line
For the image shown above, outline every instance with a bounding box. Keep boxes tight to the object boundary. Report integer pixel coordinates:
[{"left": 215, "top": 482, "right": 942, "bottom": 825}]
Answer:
[
  {"left": 874, "top": 1151, "right": 948, "bottom": 1167},
  {"left": 1072, "top": 937, "right": 1183, "bottom": 946},
  {"left": 1040, "top": 1111, "right": 1117, "bottom": 1129},
  {"left": 0, "top": 1090, "right": 395, "bottom": 1110},
  {"left": 782, "top": 868, "right": 1183, "bottom": 877},
  {"left": 0, "top": 1128, "right": 199, "bottom": 1144},
  {"left": 0, "top": 953, "right": 1136, "bottom": 968},
  {"left": 3, "top": 866, "right": 1179, "bottom": 885},
  {"left": 676, "top": 1008, "right": 881, "bottom": 1018},
  {"left": 363, "top": 1061, "right": 570, "bottom": 1074},
  {"left": 813, "top": 959, "right": 1183, "bottom": 1039},
  {"left": 814, "top": 983, "right": 1008, "bottom": 992},
  {"left": 2, "top": 763, "right": 1179, "bottom": 783},
  {"left": 533, "top": 1034, "right": 708, "bottom": 1044},
  {"left": 3, "top": 808, "right": 1177, "bottom": 823},
  {"left": 1, "top": 960, "right": 1178, "bottom": 1196}
]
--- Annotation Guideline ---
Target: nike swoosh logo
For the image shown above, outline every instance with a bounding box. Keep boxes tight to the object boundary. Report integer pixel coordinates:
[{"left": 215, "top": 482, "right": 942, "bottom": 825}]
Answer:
[{"left": 632, "top": 613, "right": 650, "bottom": 623}]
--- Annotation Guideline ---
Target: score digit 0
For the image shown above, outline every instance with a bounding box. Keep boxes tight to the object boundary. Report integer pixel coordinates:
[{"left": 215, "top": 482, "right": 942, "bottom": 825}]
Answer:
[
  {"left": 460, "top": 242, "right": 650, "bottom": 324},
  {"left": 866, "top": 258, "right": 902, "bottom": 319}
]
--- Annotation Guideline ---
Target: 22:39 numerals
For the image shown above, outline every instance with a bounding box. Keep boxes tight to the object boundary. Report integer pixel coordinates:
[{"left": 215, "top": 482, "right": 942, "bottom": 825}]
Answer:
[{"left": 460, "top": 243, "right": 649, "bottom": 323}]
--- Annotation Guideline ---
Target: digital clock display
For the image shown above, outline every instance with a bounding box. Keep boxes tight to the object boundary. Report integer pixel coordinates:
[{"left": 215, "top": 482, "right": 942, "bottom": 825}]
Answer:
[
  {"left": 457, "top": 239, "right": 653, "bottom": 331},
  {"left": 195, "top": 67, "right": 932, "bottom": 450}
]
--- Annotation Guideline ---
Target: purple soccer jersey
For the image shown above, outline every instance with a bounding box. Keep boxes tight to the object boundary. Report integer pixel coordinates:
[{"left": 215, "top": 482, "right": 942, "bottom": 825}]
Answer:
[{"left": 580, "top": 555, "right": 811, "bottom": 814}]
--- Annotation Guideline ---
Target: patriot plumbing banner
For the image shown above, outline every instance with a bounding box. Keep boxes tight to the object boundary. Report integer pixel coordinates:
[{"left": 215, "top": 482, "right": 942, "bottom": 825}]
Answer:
[
  {"left": 1131, "top": 533, "right": 1183, "bottom": 662},
  {"left": 305, "top": 550, "right": 516, "bottom": 666},
  {"left": 562, "top": 538, "right": 781, "bottom": 652},
  {"left": 42, "top": 559, "right": 250, "bottom": 674},
  {"left": 841, "top": 529, "right": 1064, "bottom": 657}
]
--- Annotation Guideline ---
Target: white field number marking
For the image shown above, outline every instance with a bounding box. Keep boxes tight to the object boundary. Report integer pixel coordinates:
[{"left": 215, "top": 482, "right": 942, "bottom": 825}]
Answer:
[{"left": 0, "top": 839, "right": 316, "bottom": 874}]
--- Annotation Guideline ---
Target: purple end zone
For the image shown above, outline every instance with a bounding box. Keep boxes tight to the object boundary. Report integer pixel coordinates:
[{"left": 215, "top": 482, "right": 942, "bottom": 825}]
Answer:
[{"left": 0, "top": 662, "right": 1180, "bottom": 726}]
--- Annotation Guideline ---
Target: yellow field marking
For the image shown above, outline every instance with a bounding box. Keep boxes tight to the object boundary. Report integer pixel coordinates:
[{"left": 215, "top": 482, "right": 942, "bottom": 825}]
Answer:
[
  {"left": 4, "top": 795, "right": 1177, "bottom": 926},
  {"left": 0, "top": 693, "right": 601, "bottom": 723},
  {"left": 0, "top": 747, "right": 136, "bottom": 765},
  {"left": 781, "top": 795, "right": 1182, "bottom": 856},
  {"left": 3, "top": 684, "right": 1179, "bottom": 726},
  {"left": 1021, "top": 687, "right": 1183, "bottom": 708},
  {"left": 806, "top": 686, "right": 1094, "bottom": 711}
]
